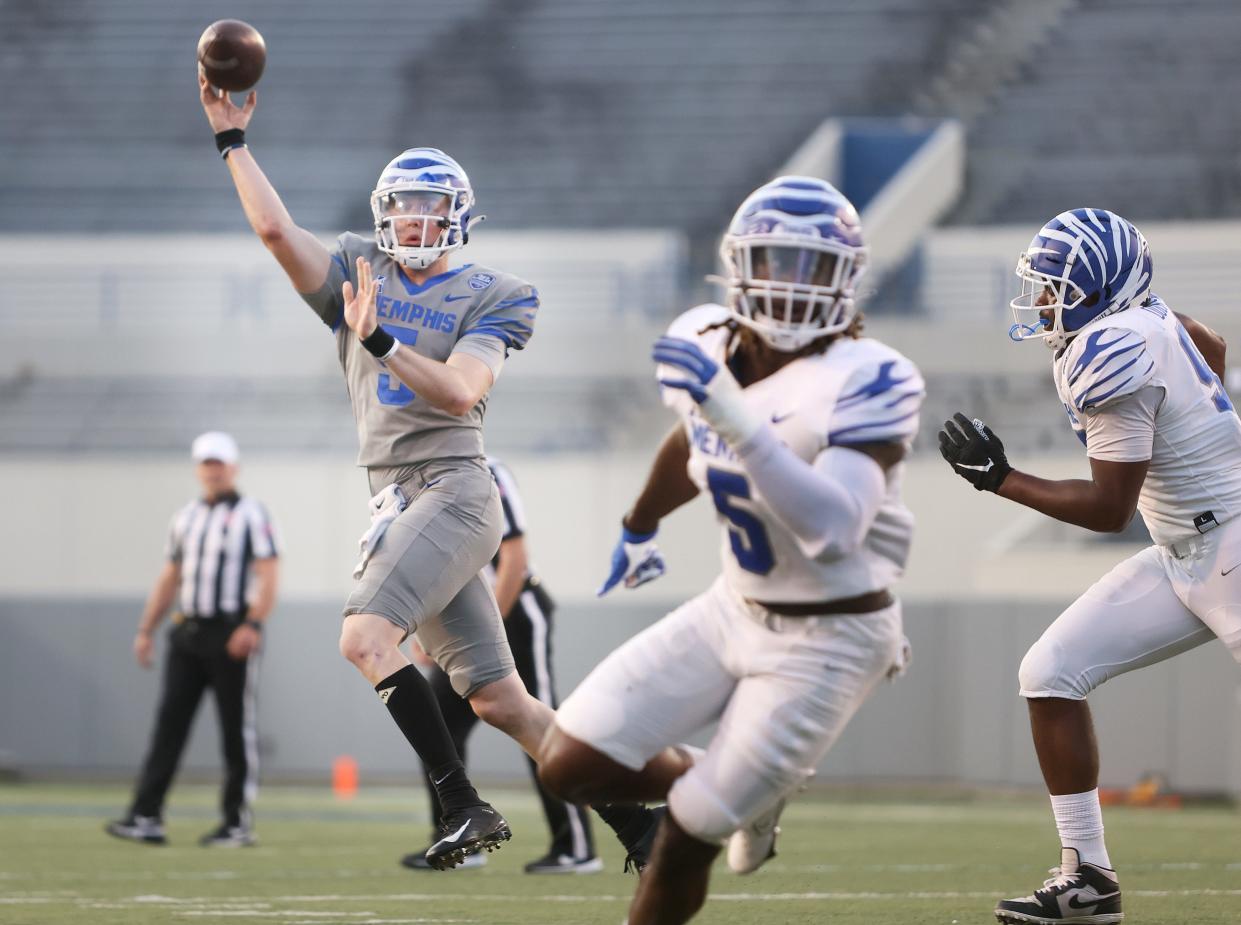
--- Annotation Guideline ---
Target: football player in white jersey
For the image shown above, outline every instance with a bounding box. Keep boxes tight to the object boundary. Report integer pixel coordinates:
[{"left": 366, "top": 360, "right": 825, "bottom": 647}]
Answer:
[
  {"left": 538, "top": 177, "right": 924, "bottom": 925},
  {"left": 939, "top": 208, "right": 1241, "bottom": 925}
]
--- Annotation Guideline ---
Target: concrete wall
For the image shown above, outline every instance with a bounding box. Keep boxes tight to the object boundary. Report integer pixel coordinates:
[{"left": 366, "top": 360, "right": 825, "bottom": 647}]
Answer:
[
  {"left": 1, "top": 454, "right": 1238, "bottom": 794},
  {"left": 2, "top": 595, "right": 1237, "bottom": 795}
]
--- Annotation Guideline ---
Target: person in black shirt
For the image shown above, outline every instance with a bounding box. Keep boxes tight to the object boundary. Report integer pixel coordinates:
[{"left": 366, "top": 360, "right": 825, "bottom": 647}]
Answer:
[{"left": 106, "top": 432, "right": 280, "bottom": 847}]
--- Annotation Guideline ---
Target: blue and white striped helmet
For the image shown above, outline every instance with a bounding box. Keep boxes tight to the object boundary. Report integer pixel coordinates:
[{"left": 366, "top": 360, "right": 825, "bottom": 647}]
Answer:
[
  {"left": 370, "top": 148, "right": 480, "bottom": 270},
  {"left": 1010, "top": 208, "right": 1152, "bottom": 350},
  {"left": 720, "top": 176, "right": 867, "bottom": 351}
]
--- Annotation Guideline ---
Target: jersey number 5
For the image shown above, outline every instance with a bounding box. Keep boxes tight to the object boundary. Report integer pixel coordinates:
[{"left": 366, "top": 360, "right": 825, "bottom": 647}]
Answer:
[
  {"left": 707, "top": 467, "right": 775, "bottom": 575},
  {"left": 1176, "top": 324, "right": 1234, "bottom": 414},
  {"left": 376, "top": 326, "right": 419, "bottom": 407}
]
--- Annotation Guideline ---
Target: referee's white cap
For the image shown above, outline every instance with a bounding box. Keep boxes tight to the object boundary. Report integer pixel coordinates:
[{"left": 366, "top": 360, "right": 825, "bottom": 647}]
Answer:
[{"left": 191, "top": 431, "right": 240, "bottom": 464}]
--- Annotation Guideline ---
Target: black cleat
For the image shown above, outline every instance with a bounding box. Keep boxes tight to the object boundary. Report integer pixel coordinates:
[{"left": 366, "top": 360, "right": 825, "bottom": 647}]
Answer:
[
  {"left": 198, "top": 823, "right": 257, "bottom": 847},
  {"left": 424, "top": 804, "right": 511, "bottom": 870},
  {"left": 622, "top": 804, "right": 666, "bottom": 875},
  {"left": 104, "top": 815, "right": 167, "bottom": 845},
  {"left": 996, "top": 848, "right": 1124, "bottom": 924},
  {"left": 401, "top": 846, "right": 487, "bottom": 870},
  {"left": 523, "top": 851, "right": 603, "bottom": 874}
]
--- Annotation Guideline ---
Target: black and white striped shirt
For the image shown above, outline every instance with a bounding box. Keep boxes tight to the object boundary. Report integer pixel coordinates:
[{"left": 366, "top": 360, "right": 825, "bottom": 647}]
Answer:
[
  {"left": 487, "top": 458, "right": 532, "bottom": 579},
  {"left": 165, "top": 492, "right": 280, "bottom": 619}
]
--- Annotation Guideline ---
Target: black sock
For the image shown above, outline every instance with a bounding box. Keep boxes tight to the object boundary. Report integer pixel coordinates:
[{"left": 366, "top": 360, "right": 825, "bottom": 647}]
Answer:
[
  {"left": 594, "top": 802, "right": 654, "bottom": 848},
  {"left": 375, "top": 665, "right": 483, "bottom": 815},
  {"left": 426, "top": 760, "right": 485, "bottom": 817}
]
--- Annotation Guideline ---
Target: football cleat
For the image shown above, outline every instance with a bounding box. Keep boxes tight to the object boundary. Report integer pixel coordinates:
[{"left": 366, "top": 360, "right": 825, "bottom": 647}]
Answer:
[
  {"left": 104, "top": 815, "right": 167, "bottom": 845},
  {"left": 523, "top": 852, "right": 604, "bottom": 875},
  {"left": 198, "top": 823, "right": 257, "bottom": 847},
  {"left": 401, "top": 842, "right": 487, "bottom": 870},
  {"left": 727, "top": 797, "right": 785, "bottom": 874},
  {"left": 995, "top": 848, "right": 1123, "bottom": 924},
  {"left": 622, "top": 805, "right": 666, "bottom": 875},
  {"left": 424, "top": 803, "right": 511, "bottom": 870}
]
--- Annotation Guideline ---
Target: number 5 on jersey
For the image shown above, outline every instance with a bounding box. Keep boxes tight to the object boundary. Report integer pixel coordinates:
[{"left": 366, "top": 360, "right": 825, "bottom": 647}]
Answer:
[
  {"left": 1176, "top": 324, "right": 1233, "bottom": 414},
  {"left": 376, "top": 326, "right": 419, "bottom": 407},
  {"left": 707, "top": 467, "right": 774, "bottom": 575}
]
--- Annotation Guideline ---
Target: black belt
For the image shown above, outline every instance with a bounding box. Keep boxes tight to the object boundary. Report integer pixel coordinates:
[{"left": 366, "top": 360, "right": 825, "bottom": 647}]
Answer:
[{"left": 747, "top": 588, "right": 893, "bottom": 617}]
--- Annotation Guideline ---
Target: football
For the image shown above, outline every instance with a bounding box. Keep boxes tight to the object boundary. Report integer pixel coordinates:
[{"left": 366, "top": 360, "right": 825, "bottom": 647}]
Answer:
[{"left": 197, "top": 19, "right": 266, "bottom": 93}]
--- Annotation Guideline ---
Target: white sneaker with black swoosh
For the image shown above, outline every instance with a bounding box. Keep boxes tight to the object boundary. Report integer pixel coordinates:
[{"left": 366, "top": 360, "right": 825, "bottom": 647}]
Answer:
[{"left": 995, "top": 848, "right": 1123, "bottom": 924}]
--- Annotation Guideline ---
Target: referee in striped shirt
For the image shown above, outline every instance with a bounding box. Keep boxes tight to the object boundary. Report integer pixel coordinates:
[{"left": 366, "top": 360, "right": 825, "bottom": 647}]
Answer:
[
  {"left": 402, "top": 457, "right": 599, "bottom": 873},
  {"left": 106, "top": 432, "right": 280, "bottom": 847}
]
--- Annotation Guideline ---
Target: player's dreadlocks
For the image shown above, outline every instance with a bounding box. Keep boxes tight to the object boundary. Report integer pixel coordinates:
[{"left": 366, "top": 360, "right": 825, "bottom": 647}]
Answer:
[{"left": 697, "top": 310, "right": 865, "bottom": 363}]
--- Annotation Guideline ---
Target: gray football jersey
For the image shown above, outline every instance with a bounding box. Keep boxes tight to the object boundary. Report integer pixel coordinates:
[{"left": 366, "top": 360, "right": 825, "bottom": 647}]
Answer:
[{"left": 301, "top": 233, "right": 539, "bottom": 468}]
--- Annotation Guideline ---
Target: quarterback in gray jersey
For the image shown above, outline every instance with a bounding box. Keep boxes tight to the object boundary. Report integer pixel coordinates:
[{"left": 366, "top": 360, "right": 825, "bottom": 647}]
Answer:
[{"left": 197, "top": 74, "right": 636, "bottom": 871}]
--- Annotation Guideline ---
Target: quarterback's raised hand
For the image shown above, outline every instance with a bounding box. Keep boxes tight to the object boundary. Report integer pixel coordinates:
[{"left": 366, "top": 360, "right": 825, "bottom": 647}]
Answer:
[
  {"left": 198, "top": 69, "right": 256, "bottom": 133},
  {"left": 653, "top": 336, "right": 761, "bottom": 447},
  {"left": 342, "top": 256, "right": 380, "bottom": 340},
  {"left": 938, "top": 412, "right": 1012, "bottom": 492},
  {"left": 597, "top": 525, "right": 667, "bottom": 597}
]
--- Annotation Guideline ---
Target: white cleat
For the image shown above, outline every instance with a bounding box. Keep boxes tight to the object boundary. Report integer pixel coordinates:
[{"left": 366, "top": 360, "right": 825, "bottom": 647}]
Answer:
[{"left": 727, "top": 797, "right": 785, "bottom": 874}]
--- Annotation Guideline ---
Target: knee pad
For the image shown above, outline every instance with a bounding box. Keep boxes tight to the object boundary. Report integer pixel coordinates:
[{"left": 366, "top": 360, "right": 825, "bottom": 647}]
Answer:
[{"left": 1018, "top": 636, "right": 1091, "bottom": 700}]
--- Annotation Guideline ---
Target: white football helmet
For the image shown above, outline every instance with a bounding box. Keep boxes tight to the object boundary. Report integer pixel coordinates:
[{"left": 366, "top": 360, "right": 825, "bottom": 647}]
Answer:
[
  {"left": 370, "top": 147, "right": 481, "bottom": 270},
  {"left": 719, "top": 176, "right": 868, "bottom": 351}
]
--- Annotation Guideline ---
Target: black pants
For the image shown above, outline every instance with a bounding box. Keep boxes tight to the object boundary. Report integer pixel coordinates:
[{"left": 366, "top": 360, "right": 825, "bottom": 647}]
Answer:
[
  {"left": 130, "top": 619, "right": 258, "bottom": 828},
  {"left": 422, "top": 586, "right": 595, "bottom": 860}
]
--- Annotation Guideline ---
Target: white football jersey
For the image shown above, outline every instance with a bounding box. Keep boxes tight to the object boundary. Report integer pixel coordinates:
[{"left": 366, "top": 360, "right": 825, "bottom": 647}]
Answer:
[
  {"left": 1054, "top": 295, "right": 1241, "bottom": 545},
  {"left": 659, "top": 304, "right": 926, "bottom": 602}
]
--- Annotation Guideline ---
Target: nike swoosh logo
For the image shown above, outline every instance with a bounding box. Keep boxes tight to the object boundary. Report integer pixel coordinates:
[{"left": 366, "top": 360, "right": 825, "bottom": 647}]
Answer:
[
  {"left": 1222, "top": 562, "right": 1241, "bottom": 577},
  {"left": 771, "top": 412, "right": 794, "bottom": 424},
  {"left": 440, "top": 821, "right": 470, "bottom": 844},
  {"left": 955, "top": 460, "right": 994, "bottom": 472},
  {"left": 432, "top": 771, "right": 453, "bottom": 786},
  {"left": 443, "top": 294, "right": 471, "bottom": 303},
  {"left": 1066, "top": 890, "right": 1119, "bottom": 909}
]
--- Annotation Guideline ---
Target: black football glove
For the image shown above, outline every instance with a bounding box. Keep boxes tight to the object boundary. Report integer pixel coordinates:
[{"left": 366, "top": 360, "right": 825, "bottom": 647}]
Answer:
[{"left": 938, "top": 412, "right": 1013, "bottom": 492}]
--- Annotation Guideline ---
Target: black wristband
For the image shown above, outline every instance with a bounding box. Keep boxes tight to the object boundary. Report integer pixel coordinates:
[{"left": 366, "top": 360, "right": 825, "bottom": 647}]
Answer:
[
  {"left": 215, "top": 128, "right": 246, "bottom": 155},
  {"left": 243, "top": 619, "right": 263, "bottom": 632},
  {"left": 360, "top": 326, "right": 397, "bottom": 358}
]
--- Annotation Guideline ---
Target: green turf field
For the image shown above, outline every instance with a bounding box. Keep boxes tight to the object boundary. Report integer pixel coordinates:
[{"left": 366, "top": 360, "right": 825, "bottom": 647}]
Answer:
[{"left": 1, "top": 782, "right": 1237, "bottom": 924}]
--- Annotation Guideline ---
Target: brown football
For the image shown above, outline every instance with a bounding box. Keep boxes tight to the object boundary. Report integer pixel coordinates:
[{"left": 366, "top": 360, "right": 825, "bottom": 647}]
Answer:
[{"left": 197, "top": 20, "right": 266, "bottom": 93}]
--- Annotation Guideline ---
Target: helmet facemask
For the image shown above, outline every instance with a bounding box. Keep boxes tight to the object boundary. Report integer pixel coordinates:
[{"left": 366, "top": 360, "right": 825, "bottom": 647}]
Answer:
[
  {"left": 1009, "top": 252, "right": 1095, "bottom": 351},
  {"left": 371, "top": 181, "right": 473, "bottom": 271},
  {"left": 721, "top": 232, "right": 866, "bottom": 352}
]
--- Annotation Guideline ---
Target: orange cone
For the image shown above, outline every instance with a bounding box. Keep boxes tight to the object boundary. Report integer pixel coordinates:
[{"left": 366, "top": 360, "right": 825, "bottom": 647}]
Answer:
[{"left": 332, "top": 755, "right": 358, "bottom": 800}]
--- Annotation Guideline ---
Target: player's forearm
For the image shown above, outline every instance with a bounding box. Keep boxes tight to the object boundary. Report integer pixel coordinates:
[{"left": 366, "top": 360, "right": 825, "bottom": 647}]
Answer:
[
  {"left": 224, "top": 148, "right": 330, "bottom": 291},
  {"left": 624, "top": 425, "right": 699, "bottom": 534},
  {"left": 997, "top": 471, "right": 1135, "bottom": 533},
  {"left": 492, "top": 556, "right": 525, "bottom": 618},
  {"left": 384, "top": 349, "right": 485, "bottom": 416},
  {"left": 736, "top": 427, "right": 883, "bottom": 560}
]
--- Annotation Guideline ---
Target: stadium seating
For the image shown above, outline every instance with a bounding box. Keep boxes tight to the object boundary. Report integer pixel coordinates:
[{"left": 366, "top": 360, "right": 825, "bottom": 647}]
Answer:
[
  {"left": 951, "top": 0, "right": 1241, "bottom": 223},
  {"left": 0, "top": 0, "right": 988, "bottom": 234}
]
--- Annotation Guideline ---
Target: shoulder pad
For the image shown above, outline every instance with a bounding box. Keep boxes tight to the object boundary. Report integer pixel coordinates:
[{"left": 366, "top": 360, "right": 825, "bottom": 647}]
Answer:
[
  {"left": 1064, "top": 328, "right": 1154, "bottom": 413},
  {"left": 827, "top": 346, "right": 925, "bottom": 446},
  {"left": 462, "top": 276, "right": 539, "bottom": 352}
]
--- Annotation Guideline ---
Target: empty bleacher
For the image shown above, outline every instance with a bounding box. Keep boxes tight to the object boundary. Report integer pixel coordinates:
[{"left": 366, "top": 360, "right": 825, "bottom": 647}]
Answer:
[
  {"left": 951, "top": 0, "right": 1241, "bottom": 224},
  {"left": 0, "top": 0, "right": 988, "bottom": 236}
]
